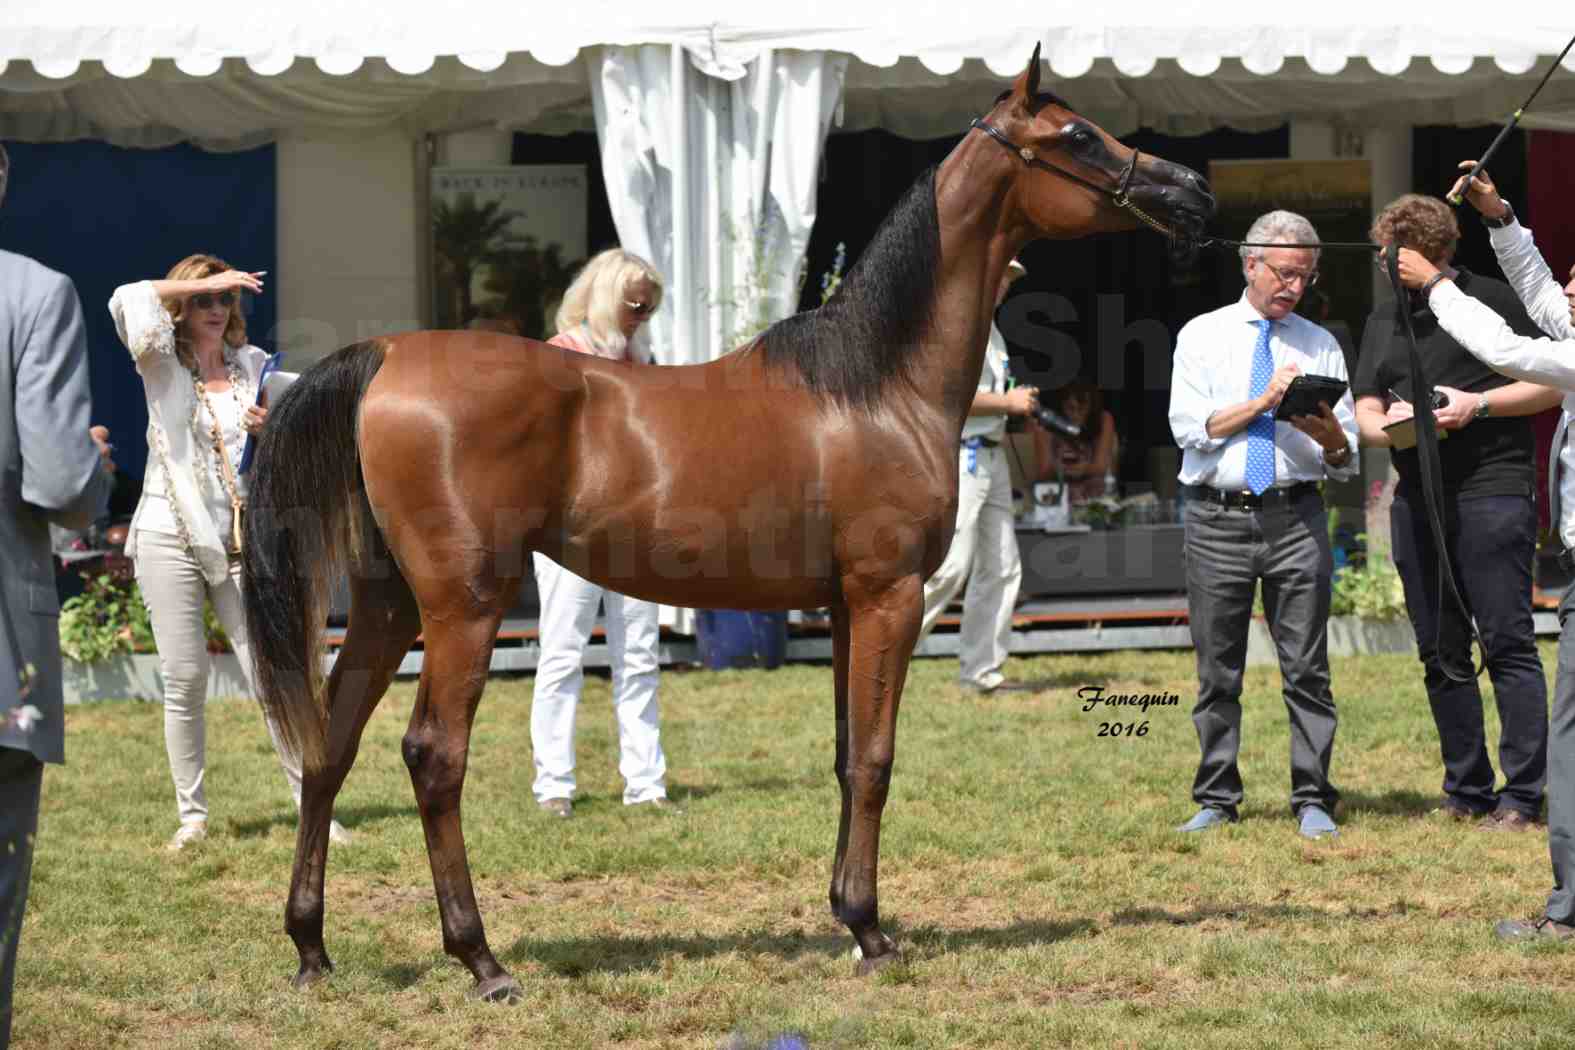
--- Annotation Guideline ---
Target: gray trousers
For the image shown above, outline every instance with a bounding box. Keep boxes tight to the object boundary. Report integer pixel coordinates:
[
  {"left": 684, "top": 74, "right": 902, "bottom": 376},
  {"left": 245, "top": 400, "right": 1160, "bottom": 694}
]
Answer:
[
  {"left": 0, "top": 748, "right": 43, "bottom": 1050},
  {"left": 133, "top": 528, "right": 303, "bottom": 825},
  {"left": 1183, "top": 490, "right": 1340, "bottom": 818},
  {"left": 1547, "top": 581, "right": 1575, "bottom": 923}
]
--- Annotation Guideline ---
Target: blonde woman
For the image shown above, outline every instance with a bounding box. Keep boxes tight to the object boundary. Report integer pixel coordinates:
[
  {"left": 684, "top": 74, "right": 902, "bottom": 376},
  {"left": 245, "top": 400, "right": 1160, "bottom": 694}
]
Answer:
[
  {"left": 531, "top": 248, "right": 670, "bottom": 818},
  {"left": 110, "top": 256, "right": 349, "bottom": 851}
]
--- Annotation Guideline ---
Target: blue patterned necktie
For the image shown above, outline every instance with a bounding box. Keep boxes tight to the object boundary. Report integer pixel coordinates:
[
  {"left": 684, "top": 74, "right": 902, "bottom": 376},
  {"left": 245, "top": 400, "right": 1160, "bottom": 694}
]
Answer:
[{"left": 1244, "top": 318, "right": 1276, "bottom": 496}]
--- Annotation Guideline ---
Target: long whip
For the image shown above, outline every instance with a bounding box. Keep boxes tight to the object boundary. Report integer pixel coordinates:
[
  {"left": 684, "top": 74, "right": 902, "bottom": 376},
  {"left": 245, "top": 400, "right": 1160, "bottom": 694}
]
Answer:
[{"left": 1447, "top": 32, "right": 1575, "bottom": 204}]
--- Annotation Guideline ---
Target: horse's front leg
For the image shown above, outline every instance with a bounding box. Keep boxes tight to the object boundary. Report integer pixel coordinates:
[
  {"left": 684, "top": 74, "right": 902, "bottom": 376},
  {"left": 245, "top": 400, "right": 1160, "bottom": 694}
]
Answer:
[
  {"left": 832, "top": 572, "right": 922, "bottom": 974},
  {"left": 402, "top": 612, "right": 520, "bottom": 1002}
]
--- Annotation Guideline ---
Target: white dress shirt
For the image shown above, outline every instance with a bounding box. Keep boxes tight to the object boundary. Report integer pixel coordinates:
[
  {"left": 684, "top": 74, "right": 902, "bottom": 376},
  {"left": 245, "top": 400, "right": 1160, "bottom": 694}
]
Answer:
[
  {"left": 1169, "top": 294, "right": 1359, "bottom": 490},
  {"left": 1429, "top": 218, "right": 1575, "bottom": 550},
  {"left": 960, "top": 323, "right": 1011, "bottom": 443}
]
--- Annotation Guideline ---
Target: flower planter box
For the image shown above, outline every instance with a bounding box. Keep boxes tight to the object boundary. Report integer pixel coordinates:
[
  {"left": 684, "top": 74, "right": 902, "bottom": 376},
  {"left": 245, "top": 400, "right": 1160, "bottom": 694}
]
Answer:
[
  {"left": 63, "top": 652, "right": 250, "bottom": 704},
  {"left": 1246, "top": 615, "right": 1415, "bottom": 667}
]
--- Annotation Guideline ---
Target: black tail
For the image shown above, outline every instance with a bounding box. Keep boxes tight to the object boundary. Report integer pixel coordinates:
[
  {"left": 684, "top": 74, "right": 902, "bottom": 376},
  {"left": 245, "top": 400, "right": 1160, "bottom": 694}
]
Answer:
[{"left": 241, "top": 340, "right": 389, "bottom": 772}]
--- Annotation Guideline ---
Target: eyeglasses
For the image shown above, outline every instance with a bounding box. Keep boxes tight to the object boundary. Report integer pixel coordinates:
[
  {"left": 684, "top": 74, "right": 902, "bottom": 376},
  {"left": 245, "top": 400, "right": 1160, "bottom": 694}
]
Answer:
[
  {"left": 188, "top": 292, "right": 236, "bottom": 311},
  {"left": 623, "top": 299, "right": 654, "bottom": 317},
  {"left": 1258, "top": 259, "right": 1318, "bottom": 289}
]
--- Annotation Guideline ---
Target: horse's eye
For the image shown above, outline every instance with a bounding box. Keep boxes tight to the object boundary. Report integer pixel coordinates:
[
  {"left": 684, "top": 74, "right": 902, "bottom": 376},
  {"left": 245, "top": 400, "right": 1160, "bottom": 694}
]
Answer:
[{"left": 1065, "top": 125, "right": 1092, "bottom": 146}]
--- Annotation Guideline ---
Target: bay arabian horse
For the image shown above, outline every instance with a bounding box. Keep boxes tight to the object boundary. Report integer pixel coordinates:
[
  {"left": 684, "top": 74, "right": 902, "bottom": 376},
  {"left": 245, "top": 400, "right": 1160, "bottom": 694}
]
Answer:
[{"left": 242, "top": 47, "right": 1215, "bottom": 1001}]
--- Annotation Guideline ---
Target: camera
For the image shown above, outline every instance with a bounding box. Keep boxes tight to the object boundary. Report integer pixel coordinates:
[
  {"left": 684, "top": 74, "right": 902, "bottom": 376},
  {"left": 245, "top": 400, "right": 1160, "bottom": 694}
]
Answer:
[{"left": 1032, "top": 404, "right": 1083, "bottom": 440}]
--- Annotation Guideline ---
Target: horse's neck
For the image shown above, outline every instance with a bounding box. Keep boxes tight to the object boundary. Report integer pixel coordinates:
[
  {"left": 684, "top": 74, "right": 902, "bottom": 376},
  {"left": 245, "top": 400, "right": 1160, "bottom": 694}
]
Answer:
[{"left": 911, "top": 139, "right": 1025, "bottom": 432}]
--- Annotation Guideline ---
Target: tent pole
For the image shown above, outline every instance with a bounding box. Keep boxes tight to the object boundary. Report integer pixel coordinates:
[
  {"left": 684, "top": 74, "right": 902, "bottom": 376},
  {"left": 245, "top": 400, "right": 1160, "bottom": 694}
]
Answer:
[{"left": 670, "top": 43, "right": 691, "bottom": 365}]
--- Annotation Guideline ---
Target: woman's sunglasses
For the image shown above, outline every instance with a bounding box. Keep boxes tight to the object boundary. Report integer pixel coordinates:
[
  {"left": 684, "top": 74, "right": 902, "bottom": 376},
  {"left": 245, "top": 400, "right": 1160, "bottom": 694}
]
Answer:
[
  {"left": 623, "top": 298, "right": 654, "bottom": 317},
  {"left": 188, "top": 292, "right": 236, "bottom": 311}
]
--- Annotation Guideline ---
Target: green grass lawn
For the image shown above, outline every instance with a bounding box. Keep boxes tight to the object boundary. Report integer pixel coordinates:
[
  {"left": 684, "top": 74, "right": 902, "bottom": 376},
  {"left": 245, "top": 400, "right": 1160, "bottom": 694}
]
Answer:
[{"left": 14, "top": 644, "right": 1575, "bottom": 1049}]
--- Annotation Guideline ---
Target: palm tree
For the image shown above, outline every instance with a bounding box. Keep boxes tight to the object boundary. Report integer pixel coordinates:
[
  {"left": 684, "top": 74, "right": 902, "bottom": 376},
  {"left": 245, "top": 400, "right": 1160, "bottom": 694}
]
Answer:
[
  {"left": 432, "top": 193, "right": 518, "bottom": 326},
  {"left": 480, "top": 236, "right": 580, "bottom": 340}
]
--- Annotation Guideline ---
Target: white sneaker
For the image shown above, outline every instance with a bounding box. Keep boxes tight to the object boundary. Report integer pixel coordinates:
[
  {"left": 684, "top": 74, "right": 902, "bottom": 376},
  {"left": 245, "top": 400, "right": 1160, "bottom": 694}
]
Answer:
[
  {"left": 328, "top": 819, "right": 352, "bottom": 846},
  {"left": 167, "top": 821, "right": 208, "bottom": 851}
]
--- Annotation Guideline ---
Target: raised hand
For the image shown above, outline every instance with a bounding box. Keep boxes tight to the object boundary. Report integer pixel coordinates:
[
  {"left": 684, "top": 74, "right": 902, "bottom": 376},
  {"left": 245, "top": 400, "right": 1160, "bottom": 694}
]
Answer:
[
  {"left": 1447, "top": 160, "right": 1507, "bottom": 219},
  {"left": 1395, "top": 248, "right": 1441, "bottom": 291},
  {"left": 203, "top": 269, "right": 266, "bottom": 296}
]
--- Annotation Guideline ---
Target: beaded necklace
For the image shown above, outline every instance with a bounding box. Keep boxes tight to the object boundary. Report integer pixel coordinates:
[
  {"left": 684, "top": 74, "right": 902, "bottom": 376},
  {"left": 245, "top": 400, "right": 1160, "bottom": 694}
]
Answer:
[{"left": 166, "top": 343, "right": 252, "bottom": 555}]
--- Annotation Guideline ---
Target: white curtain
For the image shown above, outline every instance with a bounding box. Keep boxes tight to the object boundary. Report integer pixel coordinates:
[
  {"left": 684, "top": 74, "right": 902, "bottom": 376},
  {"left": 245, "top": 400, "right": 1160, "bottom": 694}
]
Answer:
[{"left": 589, "top": 44, "right": 846, "bottom": 367}]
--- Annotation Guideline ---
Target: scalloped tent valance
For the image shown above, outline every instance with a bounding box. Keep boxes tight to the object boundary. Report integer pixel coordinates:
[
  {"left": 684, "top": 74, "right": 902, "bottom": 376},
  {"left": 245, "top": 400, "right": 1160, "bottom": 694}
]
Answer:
[{"left": 5, "top": 10, "right": 1575, "bottom": 147}]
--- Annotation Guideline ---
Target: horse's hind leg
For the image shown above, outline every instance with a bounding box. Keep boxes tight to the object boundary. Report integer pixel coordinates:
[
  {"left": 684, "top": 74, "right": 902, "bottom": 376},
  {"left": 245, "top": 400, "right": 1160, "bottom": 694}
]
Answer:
[
  {"left": 831, "top": 573, "right": 922, "bottom": 974},
  {"left": 401, "top": 609, "right": 519, "bottom": 1002},
  {"left": 287, "top": 573, "right": 421, "bottom": 988}
]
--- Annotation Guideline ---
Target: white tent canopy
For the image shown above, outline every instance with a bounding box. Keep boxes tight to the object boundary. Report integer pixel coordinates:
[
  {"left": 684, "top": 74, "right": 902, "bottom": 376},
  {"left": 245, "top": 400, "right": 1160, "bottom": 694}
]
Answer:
[{"left": 6, "top": 10, "right": 1575, "bottom": 147}]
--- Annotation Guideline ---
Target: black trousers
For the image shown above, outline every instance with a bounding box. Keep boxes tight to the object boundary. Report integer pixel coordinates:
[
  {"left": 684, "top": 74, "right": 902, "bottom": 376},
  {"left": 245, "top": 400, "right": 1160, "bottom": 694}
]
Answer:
[
  {"left": 0, "top": 748, "right": 43, "bottom": 1050},
  {"left": 1390, "top": 490, "right": 1547, "bottom": 818},
  {"left": 1183, "top": 488, "right": 1340, "bottom": 818}
]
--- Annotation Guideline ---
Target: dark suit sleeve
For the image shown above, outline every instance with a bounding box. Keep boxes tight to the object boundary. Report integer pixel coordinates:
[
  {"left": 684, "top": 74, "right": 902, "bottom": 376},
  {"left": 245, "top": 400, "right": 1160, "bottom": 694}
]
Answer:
[{"left": 15, "top": 274, "right": 108, "bottom": 529}]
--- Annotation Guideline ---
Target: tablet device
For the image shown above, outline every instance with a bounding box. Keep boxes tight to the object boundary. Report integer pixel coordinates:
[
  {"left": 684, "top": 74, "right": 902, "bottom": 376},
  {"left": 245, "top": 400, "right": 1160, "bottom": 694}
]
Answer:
[
  {"left": 239, "top": 353, "right": 288, "bottom": 475},
  {"left": 1274, "top": 374, "right": 1348, "bottom": 421}
]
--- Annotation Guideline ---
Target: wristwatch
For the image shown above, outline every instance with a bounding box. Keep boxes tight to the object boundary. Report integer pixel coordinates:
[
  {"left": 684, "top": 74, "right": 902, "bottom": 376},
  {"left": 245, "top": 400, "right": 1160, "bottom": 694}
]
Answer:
[
  {"left": 1324, "top": 441, "right": 1352, "bottom": 466},
  {"left": 1483, "top": 201, "right": 1516, "bottom": 229},
  {"left": 1474, "top": 394, "right": 1492, "bottom": 420}
]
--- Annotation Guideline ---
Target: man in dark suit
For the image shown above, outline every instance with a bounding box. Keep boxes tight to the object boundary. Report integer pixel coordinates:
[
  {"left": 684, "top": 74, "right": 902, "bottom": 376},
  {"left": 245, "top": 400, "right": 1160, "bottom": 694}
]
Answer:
[{"left": 0, "top": 142, "right": 114, "bottom": 1048}]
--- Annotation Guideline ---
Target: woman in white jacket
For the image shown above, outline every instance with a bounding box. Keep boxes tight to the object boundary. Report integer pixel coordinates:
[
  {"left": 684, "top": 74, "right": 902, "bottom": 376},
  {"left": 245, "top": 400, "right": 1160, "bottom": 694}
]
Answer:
[{"left": 110, "top": 255, "right": 348, "bottom": 851}]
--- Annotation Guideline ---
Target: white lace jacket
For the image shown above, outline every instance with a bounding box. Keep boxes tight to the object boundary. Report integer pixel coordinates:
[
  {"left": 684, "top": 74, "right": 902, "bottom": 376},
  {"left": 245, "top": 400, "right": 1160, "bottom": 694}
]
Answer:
[{"left": 109, "top": 281, "right": 268, "bottom": 586}]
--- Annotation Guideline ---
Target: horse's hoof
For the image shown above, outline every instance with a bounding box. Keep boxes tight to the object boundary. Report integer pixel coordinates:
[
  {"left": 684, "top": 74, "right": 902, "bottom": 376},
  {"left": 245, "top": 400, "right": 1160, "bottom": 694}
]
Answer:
[
  {"left": 290, "top": 963, "right": 332, "bottom": 990},
  {"left": 470, "top": 974, "right": 522, "bottom": 1004},
  {"left": 853, "top": 945, "right": 904, "bottom": 977}
]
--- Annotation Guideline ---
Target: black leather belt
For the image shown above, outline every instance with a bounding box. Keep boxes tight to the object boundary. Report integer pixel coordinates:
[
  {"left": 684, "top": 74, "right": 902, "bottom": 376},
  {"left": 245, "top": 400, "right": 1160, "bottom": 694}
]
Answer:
[{"left": 1182, "top": 481, "right": 1320, "bottom": 512}]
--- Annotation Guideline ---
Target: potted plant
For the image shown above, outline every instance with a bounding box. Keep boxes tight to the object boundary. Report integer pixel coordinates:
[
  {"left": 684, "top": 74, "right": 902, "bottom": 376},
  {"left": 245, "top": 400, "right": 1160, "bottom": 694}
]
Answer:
[{"left": 58, "top": 573, "right": 237, "bottom": 703}]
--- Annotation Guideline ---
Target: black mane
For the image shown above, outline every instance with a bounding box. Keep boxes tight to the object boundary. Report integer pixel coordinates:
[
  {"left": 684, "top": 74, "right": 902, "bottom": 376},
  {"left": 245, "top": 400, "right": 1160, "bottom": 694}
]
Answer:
[
  {"left": 754, "top": 167, "right": 940, "bottom": 409},
  {"left": 992, "top": 88, "right": 1072, "bottom": 113}
]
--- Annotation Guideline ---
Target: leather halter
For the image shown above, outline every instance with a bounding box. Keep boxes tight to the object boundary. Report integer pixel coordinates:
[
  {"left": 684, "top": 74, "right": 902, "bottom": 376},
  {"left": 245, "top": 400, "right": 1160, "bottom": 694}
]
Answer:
[{"left": 968, "top": 116, "right": 1173, "bottom": 237}]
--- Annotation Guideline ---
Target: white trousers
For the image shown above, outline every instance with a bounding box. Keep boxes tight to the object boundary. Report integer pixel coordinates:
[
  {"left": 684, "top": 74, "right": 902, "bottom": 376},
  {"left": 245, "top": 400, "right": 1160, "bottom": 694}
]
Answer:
[
  {"left": 917, "top": 445, "right": 1023, "bottom": 687},
  {"left": 530, "top": 553, "right": 666, "bottom": 805},
  {"left": 133, "top": 528, "right": 304, "bottom": 825}
]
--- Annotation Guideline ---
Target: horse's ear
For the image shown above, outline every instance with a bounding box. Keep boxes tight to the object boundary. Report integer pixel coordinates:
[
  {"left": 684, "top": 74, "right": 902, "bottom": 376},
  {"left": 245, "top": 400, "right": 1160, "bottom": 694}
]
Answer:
[{"left": 1012, "top": 43, "right": 1042, "bottom": 102}]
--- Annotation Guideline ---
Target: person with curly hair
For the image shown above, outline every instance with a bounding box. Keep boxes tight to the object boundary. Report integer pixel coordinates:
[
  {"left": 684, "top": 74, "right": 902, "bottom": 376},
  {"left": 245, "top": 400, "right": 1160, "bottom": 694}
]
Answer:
[
  {"left": 110, "top": 256, "right": 350, "bottom": 851},
  {"left": 1353, "top": 192, "right": 1560, "bottom": 829}
]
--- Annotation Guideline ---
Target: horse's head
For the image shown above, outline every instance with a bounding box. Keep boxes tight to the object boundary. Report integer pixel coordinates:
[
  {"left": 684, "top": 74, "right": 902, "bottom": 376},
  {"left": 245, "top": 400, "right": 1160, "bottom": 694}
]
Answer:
[{"left": 980, "top": 44, "right": 1216, "bottom": 249}]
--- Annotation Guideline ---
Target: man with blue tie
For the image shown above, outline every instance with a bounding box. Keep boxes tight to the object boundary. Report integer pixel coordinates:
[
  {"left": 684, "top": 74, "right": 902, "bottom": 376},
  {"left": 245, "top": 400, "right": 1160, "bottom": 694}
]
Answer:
[{"left": 1168, "top": 210, "right": 1359, "bottom": 840}]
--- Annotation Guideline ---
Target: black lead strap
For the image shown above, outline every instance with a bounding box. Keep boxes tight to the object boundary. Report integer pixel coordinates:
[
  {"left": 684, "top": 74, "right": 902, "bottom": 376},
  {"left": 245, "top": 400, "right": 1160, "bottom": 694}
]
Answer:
[{"left": 1385, "top": 243, "right": 1486, "bottom": 683}]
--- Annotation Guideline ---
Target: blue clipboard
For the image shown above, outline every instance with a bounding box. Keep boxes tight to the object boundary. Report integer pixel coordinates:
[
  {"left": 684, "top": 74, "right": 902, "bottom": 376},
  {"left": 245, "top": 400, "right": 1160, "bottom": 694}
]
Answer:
[{"left": 238, "top": 352, "right": 283, "bottom": 475}]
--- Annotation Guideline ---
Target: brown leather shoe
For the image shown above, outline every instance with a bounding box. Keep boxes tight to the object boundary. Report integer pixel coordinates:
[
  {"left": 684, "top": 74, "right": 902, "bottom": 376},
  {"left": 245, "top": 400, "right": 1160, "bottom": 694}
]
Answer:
[
  {"left": 1478, "top": 806, "right": 1543, "bottom": 832},
  {"left": 1432, "top": 798, "right": 1478, "bottom": 822},
  {"left": 1495, "top": 916, "right": 1575, "bottom": 942},
  {"left": 538, "top": 798, "right": 573, "bottom": 819}
]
